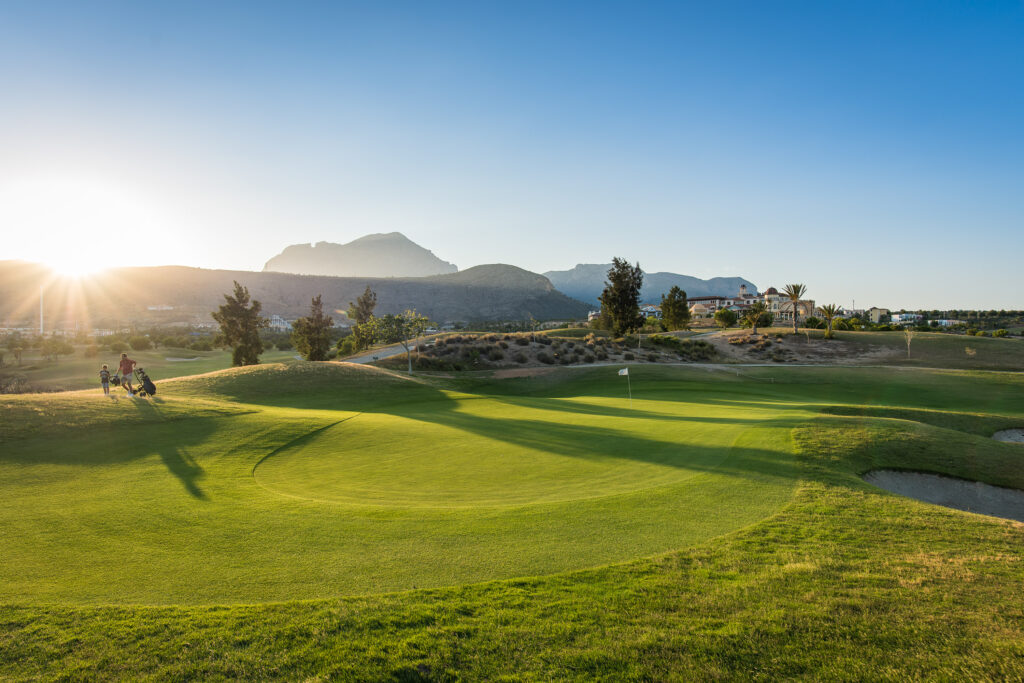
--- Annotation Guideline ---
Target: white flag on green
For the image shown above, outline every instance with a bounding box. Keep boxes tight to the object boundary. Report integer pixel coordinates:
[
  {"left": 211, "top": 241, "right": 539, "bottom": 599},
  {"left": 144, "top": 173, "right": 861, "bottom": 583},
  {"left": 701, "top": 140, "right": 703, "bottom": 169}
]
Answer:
[{"left": 618, "top": 368, "right": 629, "bottom": 376}]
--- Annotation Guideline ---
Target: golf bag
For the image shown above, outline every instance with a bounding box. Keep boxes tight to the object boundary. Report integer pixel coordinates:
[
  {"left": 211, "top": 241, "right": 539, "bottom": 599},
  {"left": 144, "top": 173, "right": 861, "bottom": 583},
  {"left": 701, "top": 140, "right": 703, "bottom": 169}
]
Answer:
[
  {"left": 134, "top": 368, "right": 157, "bottom": 397},
  {"left": 110, "top": 374, "right": 122, "bottom": 387}
]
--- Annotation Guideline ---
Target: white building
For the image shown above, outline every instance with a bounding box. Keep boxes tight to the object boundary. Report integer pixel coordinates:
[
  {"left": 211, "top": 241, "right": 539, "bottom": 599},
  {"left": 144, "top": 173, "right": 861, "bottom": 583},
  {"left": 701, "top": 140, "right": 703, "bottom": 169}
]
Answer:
[
  {"left": 268, "top": 314, "right": 292, "bottom": 332},
  {"left": 891, "top": 313, "right": 923, "bottom": 325}
]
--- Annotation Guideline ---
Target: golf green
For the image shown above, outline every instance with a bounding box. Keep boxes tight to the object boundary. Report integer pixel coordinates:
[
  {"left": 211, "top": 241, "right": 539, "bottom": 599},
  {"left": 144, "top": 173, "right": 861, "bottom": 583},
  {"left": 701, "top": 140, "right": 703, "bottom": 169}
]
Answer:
[{"left": 0, "top": 363, "right": 799, "bottom": 605}]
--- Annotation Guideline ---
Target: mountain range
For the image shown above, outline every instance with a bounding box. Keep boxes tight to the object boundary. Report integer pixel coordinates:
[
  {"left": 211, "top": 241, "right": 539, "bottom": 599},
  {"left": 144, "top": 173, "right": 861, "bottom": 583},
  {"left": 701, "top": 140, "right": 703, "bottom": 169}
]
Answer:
[
  {"left": 1, "top": 234, "right": 759, "bottom": 328},
  {"left": 264, "top": 232, "right": 458, "bottom": 277},
  {"left": 543, "top": 264, "right": 757, "bottom": 307},
  {"left": 0, "top": 261, "right": 589, "bottom": 326}
]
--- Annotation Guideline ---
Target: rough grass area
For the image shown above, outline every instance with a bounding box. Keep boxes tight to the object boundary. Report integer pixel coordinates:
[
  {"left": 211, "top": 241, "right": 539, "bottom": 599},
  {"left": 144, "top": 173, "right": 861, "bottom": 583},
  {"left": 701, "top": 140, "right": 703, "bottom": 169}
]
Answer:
[{"left": 1, "top": 363, "right": 1023, "bottom": 678}]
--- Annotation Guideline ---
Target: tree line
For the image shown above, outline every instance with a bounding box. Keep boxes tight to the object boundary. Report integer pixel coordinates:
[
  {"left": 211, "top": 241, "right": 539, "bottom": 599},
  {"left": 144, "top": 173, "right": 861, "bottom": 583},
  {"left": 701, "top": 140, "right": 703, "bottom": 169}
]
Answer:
[{"left": 212, "top": 281, "right": 430, "bottom": 372}]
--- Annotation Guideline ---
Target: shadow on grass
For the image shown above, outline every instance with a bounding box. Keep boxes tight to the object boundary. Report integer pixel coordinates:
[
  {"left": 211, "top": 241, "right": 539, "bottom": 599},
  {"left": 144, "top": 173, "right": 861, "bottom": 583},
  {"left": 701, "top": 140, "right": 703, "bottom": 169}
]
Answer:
[{"left": 0, "top": 398, "right": 221, "bottom": 500}]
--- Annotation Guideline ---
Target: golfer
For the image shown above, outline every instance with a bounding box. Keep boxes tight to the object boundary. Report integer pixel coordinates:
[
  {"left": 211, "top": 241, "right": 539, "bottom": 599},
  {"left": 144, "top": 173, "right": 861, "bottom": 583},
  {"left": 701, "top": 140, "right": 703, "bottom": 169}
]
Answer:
[{"left": 119, "top": 353, "right": 137, "bottom": 394}]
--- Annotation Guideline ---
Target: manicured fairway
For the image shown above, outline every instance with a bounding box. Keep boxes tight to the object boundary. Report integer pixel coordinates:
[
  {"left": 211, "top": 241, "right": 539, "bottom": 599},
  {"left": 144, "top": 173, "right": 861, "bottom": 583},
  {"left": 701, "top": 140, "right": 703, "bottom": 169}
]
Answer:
[{"left": 2, "top": 362, "right": 1024, "bottom": 679}]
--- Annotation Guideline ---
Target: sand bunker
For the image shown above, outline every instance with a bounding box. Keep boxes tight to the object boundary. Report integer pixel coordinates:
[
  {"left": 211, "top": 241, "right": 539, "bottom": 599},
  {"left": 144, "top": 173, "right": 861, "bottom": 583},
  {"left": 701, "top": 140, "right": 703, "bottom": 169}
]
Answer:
[
  {"left": 864, "top": 470, "right": 1024, "bottom": 523},
  {"left": 993, "top": 429, "right": 1024, "bottom": 444}
]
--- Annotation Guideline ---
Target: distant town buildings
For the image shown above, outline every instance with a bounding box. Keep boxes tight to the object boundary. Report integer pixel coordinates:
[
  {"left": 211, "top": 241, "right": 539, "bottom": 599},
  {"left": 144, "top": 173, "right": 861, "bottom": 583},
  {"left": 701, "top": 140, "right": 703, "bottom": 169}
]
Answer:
[
  {"left": 268, "top": 314, "right": 292, "bottom": 332},
  {"left": 683, "top": 285, "right": 815, "bottom": 323},
  {"left": 867, "top": 307, "right": 890, "bottom": 324},
  {"left": 890, "top": 313, "right": 922, "bottom": 325}
]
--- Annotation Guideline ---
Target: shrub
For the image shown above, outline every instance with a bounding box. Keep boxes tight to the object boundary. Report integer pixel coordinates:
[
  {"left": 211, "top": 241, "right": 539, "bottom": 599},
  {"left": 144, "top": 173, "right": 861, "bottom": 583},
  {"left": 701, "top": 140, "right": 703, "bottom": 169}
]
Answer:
[
  {"left": 488, "top": 349, "right": 505, "bottom": 361},
  {"left": 189, "top": 340, "right": 213, "bottom": 352},
  {"left": 499, "top": 341, "right": 509, "bottom": 349},
  {"left": 128, "top": 335, "right": 152, "bottom": 351},
  {"left": 994, "top": 329, "right": 1008, "bottom": 338},
  {"left": 515, "top": 337, "right": 530, "bottom": 346},
  {"left": 513, "top": 352, "right": 527, "bottom": 363},
  {"left": 537, "top": 352, "right": 554, "bottom": 364},
  {"left": 584, "top": 354, "right": 595, "bottom": 363},
  {"left": 84, "top": 345, "right": 100, "bottom": 358},
  {"left": 276, "top": 339, "right": 294, "bottom": 351},
  {"left": 596, "top": 350, "right": 608, "bottom": 360},
  {"left": 559, "top": 357, "right": 570, "bottom": 365},
  {"left": 646, "top": 353, "right": 658, "bottom": 362},
  {"left": 336, "top": 337, "right": 357, "bottom": 356},
  {"left": 108, "top": 340, "right": 128, "bottom": 354},
  {"left": 624, "top": 352, "right": 635, "bottom": 360}
]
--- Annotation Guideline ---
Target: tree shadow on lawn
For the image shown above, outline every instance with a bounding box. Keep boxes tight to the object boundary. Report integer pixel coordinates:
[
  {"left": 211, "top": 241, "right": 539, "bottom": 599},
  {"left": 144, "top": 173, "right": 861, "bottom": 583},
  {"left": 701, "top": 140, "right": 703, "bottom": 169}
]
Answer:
[
  {"left": 0, "top": 400, "right": 224, "bottom": 500},
  {"left": 376, "top": 397, "right": 808, "bottom": 485},
  {"left": 466, "top": 395, "right": 779, "bottom": 426}
]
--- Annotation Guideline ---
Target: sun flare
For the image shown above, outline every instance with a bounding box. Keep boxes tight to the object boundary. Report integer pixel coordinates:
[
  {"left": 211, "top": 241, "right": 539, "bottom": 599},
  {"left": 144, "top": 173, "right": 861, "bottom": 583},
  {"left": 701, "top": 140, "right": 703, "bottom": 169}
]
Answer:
[{"left": 0, "top": 174, "right": 171, "bottom": 274}]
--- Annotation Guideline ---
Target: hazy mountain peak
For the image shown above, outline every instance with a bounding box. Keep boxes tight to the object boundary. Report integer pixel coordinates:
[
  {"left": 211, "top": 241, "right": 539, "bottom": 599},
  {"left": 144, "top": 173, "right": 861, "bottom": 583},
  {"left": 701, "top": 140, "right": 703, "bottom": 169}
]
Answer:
[{"left": 264, "top": 232, "right": 457, "bottom": 278}]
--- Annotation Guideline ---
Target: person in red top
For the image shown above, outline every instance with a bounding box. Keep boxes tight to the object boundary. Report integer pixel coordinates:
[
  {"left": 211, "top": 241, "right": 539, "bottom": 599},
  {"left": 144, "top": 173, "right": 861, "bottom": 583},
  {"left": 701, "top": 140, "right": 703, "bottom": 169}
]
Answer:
[{"left": 118, "top": 353, "right": 137, "bottom": 394}]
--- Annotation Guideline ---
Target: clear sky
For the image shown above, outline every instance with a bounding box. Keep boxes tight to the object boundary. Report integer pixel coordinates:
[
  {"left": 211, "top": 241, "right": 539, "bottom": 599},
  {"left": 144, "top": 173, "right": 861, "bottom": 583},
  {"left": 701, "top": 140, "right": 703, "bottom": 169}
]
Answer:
[{"left": 1, "top": 1, "right": 1021, "bottom": 309}]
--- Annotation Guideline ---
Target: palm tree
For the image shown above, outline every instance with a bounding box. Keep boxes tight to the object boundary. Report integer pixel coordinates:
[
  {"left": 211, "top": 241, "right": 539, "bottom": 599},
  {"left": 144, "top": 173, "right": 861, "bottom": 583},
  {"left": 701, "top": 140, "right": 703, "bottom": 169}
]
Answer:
[
  {"left": 743, "top": 302, "right": 768, "bottom": 336},
  {"left": 818, "top": 304, "right": 841, "bottom": 340},
  {"left": 783, "top": 283, "right": 807, "bottom": 334}
]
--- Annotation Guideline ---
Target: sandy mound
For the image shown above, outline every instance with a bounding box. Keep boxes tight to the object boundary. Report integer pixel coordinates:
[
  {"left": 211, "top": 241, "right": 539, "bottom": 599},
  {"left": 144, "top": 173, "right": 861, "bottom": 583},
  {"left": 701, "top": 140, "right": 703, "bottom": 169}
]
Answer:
[
  {"left": 864, "top": 470, "right": 1024, "bottom": 523},
  {"left": 993, "top": 429, "right": 1024, "bottom": 444}
]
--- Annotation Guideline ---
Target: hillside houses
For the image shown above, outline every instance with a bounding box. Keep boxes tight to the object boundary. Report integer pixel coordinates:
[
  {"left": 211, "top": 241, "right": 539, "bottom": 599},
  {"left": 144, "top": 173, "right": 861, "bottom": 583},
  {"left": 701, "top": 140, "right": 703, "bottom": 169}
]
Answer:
[{"left": 685, "top": 284, "right": 815, "bottom": 323}]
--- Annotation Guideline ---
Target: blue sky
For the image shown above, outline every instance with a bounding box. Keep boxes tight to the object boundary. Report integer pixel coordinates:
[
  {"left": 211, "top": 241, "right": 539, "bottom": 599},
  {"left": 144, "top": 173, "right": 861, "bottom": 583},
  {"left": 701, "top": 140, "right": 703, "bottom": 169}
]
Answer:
[{"left": 1, "top": 1, "right": 1021, "bottom": 309}]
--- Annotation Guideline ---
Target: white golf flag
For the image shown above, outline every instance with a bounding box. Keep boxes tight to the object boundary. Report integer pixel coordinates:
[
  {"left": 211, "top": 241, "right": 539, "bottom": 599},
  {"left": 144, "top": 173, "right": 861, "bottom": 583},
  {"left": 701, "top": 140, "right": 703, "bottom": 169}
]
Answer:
[{"left": 618, "top": 368, "right": 629, "bottom": 376}]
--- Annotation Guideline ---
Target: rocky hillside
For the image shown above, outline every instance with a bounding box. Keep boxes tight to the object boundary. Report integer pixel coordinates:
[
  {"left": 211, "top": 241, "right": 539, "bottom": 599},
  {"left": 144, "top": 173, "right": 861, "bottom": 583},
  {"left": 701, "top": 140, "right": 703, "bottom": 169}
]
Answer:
[
  {"left": 544, "top": 264, "right": 757, "bottom": 306},
  {"left": 263, "top": 232, "right": 458, "bottom": 277}
]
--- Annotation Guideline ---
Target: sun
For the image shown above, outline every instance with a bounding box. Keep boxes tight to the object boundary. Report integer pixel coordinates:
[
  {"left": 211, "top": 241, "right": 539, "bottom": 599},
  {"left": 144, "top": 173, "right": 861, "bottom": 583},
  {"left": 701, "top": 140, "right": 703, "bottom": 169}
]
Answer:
[
  {"left": 45, "top": 254, "right": 106, "bottom": 278},
  {"left": 0, "top": 174, "right": 171, "bottom": 275}
]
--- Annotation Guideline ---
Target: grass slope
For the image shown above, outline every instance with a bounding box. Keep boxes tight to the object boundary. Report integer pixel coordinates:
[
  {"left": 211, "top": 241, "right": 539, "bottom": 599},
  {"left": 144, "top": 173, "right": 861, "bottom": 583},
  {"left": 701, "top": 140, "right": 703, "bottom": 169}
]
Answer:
[
  {"left": 3, "top": 346, "right": 297, "bottom": 392},
  {"left": 2, "top": 362, "right": 1023, "bottom": 678}
]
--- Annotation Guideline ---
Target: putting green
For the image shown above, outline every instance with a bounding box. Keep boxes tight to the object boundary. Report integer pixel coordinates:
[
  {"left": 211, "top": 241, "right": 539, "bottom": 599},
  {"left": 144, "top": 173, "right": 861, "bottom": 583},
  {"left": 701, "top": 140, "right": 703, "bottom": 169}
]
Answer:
[
  {"left": 0, "top": 363, "right": 801, "bottom": 605},
  {"left": 255, "top": 397, "right": 756, "bottom": 507}
]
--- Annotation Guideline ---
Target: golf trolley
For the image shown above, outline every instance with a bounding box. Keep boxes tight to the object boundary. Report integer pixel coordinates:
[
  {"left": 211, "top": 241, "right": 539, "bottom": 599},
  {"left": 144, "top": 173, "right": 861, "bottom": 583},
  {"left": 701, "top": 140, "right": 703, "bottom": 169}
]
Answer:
[{"left": 111, "top": 368, "right": 157, "bottom": 397}]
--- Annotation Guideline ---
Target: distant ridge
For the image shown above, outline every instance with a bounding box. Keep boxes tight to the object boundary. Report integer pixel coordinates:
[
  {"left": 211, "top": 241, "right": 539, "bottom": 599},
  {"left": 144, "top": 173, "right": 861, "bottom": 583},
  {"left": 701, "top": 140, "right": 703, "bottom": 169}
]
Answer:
[
  {"left": 0, "top": 261, "right": 589, "bottom": 325},
  {"left": 264, "top": 232, "right": 458, "bottom": 277},
  {"left": 544, "top": 264, "right": 757, "bottom": 306}
]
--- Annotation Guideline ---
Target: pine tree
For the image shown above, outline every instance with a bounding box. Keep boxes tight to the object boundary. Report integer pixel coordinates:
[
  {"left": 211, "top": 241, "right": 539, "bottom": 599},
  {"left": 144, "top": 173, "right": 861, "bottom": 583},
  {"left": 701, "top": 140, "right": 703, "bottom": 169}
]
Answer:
[
  {"left": 211, "top": 281, "right": 268, "bottom": 366},
  {"left": 347, "top": 286, "right": 377, "bottom": 325},
  {"left": 291, "top": 294, "right": 334, "bottom": 361},
  {"left": 598, "top": 258, "right": 644, "bottom": 336},
  {"left": 347, "top": 286, "right": 378, "bottom": 350},
  {"left": 660, "top": 286, "right": 691, "bottom": 331}
]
